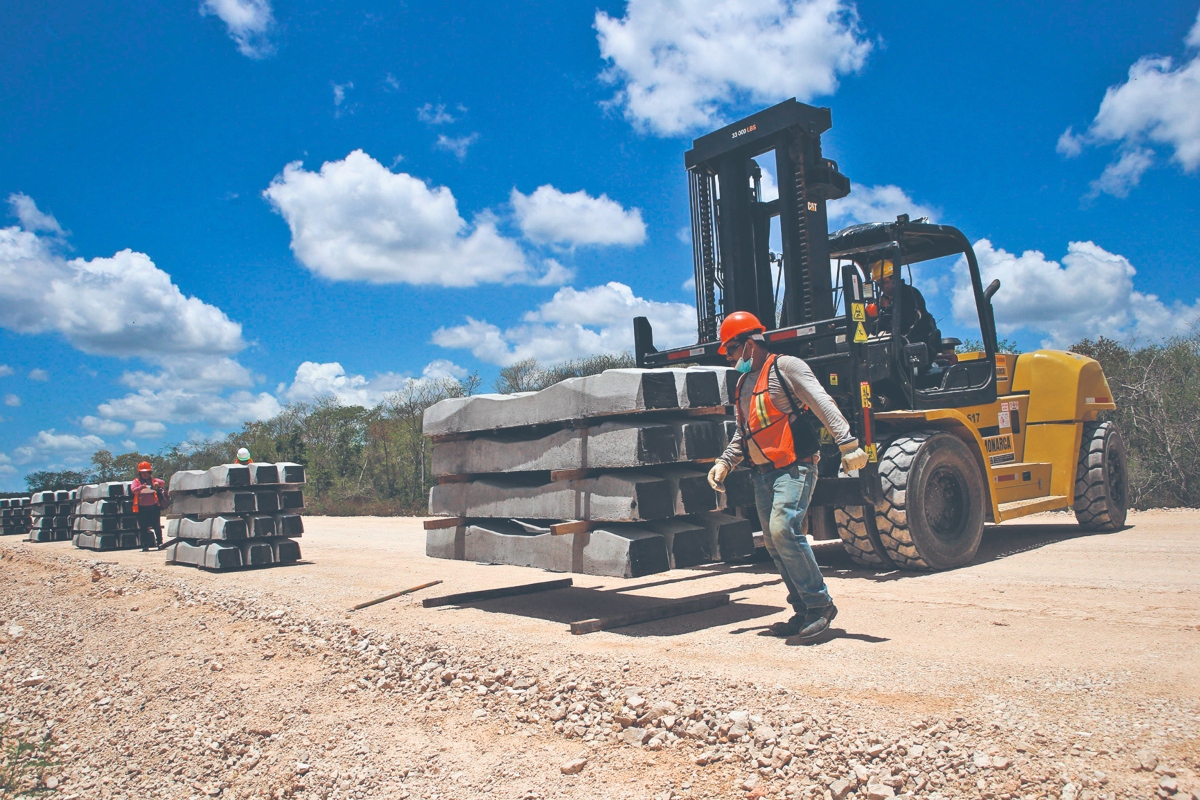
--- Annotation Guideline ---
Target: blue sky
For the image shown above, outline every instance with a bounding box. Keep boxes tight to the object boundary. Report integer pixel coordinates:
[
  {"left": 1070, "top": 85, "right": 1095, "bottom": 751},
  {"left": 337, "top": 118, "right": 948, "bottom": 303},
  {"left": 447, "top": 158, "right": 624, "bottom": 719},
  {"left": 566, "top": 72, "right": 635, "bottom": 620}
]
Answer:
[{"left": 1, "top": 0, "right": 1198, "bottom": 488}]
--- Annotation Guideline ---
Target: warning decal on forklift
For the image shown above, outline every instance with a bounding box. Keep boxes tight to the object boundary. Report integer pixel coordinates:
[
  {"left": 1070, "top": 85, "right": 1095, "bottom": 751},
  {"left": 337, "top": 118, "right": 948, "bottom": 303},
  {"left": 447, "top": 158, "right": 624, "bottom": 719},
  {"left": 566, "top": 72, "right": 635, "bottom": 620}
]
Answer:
[
  {"left": 866, "top": 443, "right": 878, "bottom": 463},
  {"left": 853, "top": 322, "right": 868, "bottom": 343},
  {"left": 829, "top": 373, "right": 838, "bottom": 386},
  {"left": 859, "top": 381, "right": 871, "bottom": 408},
  {"left": 998, "top": 411, "right": 1011, "bottom": 429},
  {"left": 851, "top": 303, "right": 866, "bottom": 322},
  {"left": 990, "top": 453, "right": 1016, "bottom": 467}
]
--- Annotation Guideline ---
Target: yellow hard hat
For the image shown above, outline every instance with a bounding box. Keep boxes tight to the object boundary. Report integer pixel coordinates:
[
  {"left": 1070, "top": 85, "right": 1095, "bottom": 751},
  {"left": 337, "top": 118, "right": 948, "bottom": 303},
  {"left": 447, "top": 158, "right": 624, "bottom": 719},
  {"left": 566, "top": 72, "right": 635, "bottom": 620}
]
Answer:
[{"left": 870, "top": 260, "right": 894, "bottom": 282}]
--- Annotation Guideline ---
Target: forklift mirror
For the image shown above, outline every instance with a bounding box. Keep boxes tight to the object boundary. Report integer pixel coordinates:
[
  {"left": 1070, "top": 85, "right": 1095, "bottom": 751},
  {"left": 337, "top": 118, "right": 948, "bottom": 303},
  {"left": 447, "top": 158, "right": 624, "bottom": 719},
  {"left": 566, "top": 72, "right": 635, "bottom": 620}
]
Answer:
[{"left": 984, "top": 279, "right": 1001, "bottom": 302}]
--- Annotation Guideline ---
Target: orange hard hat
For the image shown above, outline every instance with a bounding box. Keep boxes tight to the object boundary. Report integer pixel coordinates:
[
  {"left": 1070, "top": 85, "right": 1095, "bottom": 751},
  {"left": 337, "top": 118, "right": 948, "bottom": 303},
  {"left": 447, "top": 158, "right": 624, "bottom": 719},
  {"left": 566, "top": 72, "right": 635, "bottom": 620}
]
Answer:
[
  {"left": 718, "top": 311, "right": 766, "bottom": 354},
  {"left": 137, "top": 461, "right": 152, "bottom": 472}
]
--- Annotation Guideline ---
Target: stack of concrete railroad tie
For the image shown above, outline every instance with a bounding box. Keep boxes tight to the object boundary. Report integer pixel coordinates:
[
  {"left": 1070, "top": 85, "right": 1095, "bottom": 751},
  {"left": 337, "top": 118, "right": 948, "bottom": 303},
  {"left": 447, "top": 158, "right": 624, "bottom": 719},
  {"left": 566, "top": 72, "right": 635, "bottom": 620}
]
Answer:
[
  {"left": 164, "top": 462, "right": 306, "bottom": 571},
  {"left": 73, "top": 482, "right": 139, "bottom": 551},
  {"left": 422, "top": 367, "right": 761, "bottom": 578},
  {"left": 0, "top": 497, "right": 31, "bottom": 537},
  {"left": 29, "top": 490, "right": 74, "bottom": 542}
]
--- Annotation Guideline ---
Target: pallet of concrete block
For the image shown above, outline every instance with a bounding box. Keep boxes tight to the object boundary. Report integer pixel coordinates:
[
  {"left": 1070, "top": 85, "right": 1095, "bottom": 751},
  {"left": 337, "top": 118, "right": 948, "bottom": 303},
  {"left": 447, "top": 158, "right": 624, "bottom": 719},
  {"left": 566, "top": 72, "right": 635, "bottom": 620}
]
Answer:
[
  {"left": 29, "top": 489, "right": 74, "bottom": 543},
  {"left": 72, "top": 482, "right": 139, "bottom": 551},
  {"left": 0, "top": 497, "right": 31, "bottom": 537},
  {"left": 165, "top": 462, "right": 306, "bottom": 571},
  {"left": 420, "top": 365, "right": 774, "bottom": 578}
]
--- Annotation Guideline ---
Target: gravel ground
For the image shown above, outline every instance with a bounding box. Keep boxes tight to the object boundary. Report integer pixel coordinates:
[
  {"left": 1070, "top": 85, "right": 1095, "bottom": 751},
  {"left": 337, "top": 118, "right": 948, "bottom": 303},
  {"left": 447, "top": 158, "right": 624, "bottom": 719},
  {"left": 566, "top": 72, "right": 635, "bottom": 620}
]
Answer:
[{"left": 1, "top": 510, "right": 1198, "bottom": 800}]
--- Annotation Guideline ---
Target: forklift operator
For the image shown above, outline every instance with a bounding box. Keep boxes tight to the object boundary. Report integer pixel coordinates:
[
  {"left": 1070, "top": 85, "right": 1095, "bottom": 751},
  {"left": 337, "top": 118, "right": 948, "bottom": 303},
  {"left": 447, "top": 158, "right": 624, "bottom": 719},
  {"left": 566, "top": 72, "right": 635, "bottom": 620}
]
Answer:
[{"left": 872, "top": 259, "right": 943, "bottom": 356}]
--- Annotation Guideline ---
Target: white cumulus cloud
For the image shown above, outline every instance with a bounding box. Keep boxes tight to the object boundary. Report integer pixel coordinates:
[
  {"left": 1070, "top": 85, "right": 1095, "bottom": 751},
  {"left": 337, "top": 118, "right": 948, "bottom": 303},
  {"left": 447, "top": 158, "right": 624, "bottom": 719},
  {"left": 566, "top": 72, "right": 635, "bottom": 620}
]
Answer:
[
  {"left": 0, "top": 208, "right": 244, "bottom": 360},
  {"left": 0, "top": 365, "right": 12, "bottom": 377},
  {"left": 596, "top": 0, "right": 872, "bottom": 136},
  {"left": 1059, "top": 15, "right": 1200, "bottom": 197},
  {"left": 7, "top": 193, "right": 65, "bottom": 235},
  {"left": 27, "top": 368, "right": 49, "bottom": 381},
  {"left": 434, "top": 133, "right": 479, "bottom": 160},
  {"left": 279, "top": 359, "right": 468, "bottom": 406},
  {"left": 81, "top": 416, "right": 127, "bottom": 436},
  {"left": 433, "top": 282, "right": 696, "bottom": 365},
  {"left": 511, "top": 185, "right": 646, "bottom": 247},
  {"left": 952, "top": 239, "right": 1200, "bottom": 348},
  {"left": 827, "top": 184, "right": 938, "bottom": 229},
  {"left": 263, "top": 150, "right": 557, "bottom": 286},
  {"left": 4, "top": 394, "right": 19, "bottom": 407},
  {"left": 200, "top": 0, "right": 275, "bottom": 59},
  {"left": 96, "top": 387, "right": 281, "bottom": 429}
]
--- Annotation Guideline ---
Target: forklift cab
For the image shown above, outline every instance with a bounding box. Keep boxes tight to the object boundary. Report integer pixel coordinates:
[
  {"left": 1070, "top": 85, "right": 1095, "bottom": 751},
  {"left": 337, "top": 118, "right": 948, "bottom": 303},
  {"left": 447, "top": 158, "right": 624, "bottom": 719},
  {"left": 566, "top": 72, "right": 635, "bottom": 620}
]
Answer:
[{"left": 829, "top": 218, "right": 1000, "bottom": 412}]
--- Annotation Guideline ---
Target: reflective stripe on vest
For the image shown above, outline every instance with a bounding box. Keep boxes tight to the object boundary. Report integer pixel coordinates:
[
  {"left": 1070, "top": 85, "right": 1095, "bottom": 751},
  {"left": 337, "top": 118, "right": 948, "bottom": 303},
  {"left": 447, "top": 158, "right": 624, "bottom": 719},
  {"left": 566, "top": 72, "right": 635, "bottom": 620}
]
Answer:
[{"left": 737, "top": 354, "right": 798, "bottom": 469}]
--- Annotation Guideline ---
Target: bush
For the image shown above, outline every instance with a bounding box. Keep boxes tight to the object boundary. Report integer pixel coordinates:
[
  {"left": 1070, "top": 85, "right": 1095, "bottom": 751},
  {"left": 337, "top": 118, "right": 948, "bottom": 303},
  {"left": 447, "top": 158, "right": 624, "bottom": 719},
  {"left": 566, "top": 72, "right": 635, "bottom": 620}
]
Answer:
[{"left": 1072, "top": 334, "right": 1200, "bottom": 508}]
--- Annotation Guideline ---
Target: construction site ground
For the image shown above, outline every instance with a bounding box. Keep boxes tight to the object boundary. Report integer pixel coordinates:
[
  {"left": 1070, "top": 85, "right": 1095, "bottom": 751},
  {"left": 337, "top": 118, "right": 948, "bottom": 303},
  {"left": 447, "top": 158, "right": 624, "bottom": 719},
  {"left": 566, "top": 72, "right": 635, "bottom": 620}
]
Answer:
[{"left": 2, "top": 511, "right": 1197, "bottom": 800}]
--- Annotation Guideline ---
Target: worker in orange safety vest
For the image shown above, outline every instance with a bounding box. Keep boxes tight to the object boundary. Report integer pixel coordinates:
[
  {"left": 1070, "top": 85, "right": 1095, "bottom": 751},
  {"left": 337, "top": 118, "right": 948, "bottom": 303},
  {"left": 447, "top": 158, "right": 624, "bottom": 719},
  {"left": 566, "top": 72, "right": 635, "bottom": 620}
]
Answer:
[
  {"left": 708, "top": 311, "right": 869, "bottom": 641},
  {"left": 131, "top": 461, "right": 169, "bottom": 551}
]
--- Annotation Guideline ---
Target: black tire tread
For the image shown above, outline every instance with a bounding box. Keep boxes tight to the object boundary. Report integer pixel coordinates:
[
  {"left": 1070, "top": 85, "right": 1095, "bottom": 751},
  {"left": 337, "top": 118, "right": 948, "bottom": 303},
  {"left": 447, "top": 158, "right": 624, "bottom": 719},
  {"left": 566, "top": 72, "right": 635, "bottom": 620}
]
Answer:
[
  {"left": 833, "top": 505, "right": 887, "bottom": 567},
  {"left": 874, "top": 432, "right": 935, "bottom": 570},
  {"left": 1073, "top": 421, "right": 1125, "bottom": 531}
]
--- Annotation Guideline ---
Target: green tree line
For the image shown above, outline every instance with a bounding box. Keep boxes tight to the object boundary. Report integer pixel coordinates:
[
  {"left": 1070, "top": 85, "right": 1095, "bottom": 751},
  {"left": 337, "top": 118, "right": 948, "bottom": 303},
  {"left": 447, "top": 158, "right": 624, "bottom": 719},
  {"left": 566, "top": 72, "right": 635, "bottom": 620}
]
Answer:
[{"left": 22, "top": 354, "right": 636, "bottom": 514}]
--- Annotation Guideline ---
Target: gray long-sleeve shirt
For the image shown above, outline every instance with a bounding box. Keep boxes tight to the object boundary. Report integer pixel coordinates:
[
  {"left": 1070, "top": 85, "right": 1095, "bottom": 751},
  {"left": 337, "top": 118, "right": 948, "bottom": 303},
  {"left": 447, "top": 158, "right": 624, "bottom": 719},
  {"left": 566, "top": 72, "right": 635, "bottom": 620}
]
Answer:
[{"left": 718, "top": 355, "right": 857, "bottom": 468}]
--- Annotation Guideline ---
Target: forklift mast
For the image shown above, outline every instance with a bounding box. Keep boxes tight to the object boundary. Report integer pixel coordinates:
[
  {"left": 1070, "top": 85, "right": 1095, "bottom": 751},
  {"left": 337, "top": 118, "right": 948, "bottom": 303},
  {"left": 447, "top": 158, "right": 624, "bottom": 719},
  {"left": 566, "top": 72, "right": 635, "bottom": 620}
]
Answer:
[{"left": 635, "top": 98, "right": 849, "bottom": 367}]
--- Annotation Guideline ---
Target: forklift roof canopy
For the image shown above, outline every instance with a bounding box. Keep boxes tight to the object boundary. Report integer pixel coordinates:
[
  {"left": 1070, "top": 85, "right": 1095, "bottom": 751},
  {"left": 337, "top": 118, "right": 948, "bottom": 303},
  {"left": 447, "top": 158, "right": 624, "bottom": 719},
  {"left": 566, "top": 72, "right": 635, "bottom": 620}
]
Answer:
[{"left": 829, "top": 220, "right": 973, "bottom": 266}]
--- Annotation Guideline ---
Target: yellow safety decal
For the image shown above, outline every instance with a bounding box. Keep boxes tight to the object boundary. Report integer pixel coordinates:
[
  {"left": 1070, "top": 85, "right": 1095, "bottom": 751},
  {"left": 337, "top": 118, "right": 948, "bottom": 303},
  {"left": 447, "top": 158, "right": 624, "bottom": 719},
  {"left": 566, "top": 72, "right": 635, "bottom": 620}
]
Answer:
[
  {"left": 828, "top": 373, "right": 838, "bottom": 386},
  {"left": 851, "top": 303, "right": 866, "bottom": 322},
  {"left": 866, "top": 443, "right": 878, "bottom": 463},
  {"left": 853, "top": 322, "right": 868, "bottom": 343},
  {"left": 819, "top": 427, "right": 833, "bottom": 444},
  {"left": 859, "top": 381, "right": 871, "bottom": 408}
]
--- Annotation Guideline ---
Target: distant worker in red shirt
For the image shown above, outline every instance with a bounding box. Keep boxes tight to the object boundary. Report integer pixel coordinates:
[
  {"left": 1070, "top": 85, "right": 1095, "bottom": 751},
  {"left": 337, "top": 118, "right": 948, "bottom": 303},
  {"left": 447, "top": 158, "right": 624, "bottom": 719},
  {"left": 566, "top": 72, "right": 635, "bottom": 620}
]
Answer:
[{"left": 131, "top": 461, "right": 169, "bottom": 551}]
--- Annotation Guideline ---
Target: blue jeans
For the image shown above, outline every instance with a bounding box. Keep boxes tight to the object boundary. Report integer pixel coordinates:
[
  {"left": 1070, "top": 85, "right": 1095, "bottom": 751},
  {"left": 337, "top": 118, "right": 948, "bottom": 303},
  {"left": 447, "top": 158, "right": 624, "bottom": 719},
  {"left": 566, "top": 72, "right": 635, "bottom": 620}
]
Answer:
[{"left": 752, "top": 463, "right": 833, "bottom": 615}]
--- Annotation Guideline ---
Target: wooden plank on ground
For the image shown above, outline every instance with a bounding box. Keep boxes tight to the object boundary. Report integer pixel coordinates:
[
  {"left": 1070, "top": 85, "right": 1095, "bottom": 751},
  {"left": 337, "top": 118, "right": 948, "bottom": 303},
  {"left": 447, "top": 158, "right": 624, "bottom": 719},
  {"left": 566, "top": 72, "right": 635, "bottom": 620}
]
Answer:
[
  {"left": 569, "top": 592, "right": 729, "bottom": 635},
  {"left": 423, "top": 577, "right": 573, "bottom": 608},
  {"left": 350, "top": 579, "right": 443, "bottom": 612},
  {"left": 423, "top": 517, "right": 466, "bottom": 530}
]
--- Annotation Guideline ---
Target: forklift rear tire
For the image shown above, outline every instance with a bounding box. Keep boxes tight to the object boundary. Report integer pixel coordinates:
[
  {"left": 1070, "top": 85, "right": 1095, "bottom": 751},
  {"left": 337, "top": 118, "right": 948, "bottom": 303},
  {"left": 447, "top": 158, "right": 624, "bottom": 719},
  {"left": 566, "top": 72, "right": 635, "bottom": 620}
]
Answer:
[
  {"left": 1073, "top": 420, "right": 1128, "bottom": 531},
  {"left": 874, "top": 431, "right": 986, "bottom": 570},
  {"left": 833, "top": 506, "right": 890, "bottom": 567}
]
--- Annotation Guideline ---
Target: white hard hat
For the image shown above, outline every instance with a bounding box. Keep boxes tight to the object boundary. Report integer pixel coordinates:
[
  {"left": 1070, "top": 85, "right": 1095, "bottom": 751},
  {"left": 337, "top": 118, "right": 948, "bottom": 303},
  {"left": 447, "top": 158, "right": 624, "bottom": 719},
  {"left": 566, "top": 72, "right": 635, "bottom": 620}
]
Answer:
[{"left": 236, "top": 447, "right": 251, "bottom": 463}]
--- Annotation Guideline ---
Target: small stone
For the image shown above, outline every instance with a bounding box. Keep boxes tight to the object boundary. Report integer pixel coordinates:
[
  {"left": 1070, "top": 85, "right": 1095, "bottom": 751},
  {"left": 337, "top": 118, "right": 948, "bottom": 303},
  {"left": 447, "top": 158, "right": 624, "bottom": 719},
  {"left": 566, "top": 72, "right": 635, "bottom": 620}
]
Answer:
[
  {"left": 19, "top": 674, "right": 45, "bottom": 687},
  {"left": 210, "top": 662, "right": 223, "bottom": 672},
  {"left": 6, "top": 624, "right": 25, "bottom": 640},
  {"left": 740, "top": 775, "right": 760, "bottom": 792},
  {"left": 623, "top": 727, "right": 648, "bottom": 746},
  {"left": 973, "top": 752, "right": 991, "bottom": 769},
  {"left": 908, "top": 744, "right": 924, "bottom": 758},
  {"left": 661, "top": 715, "right": 677, "bottom": 730},
  {"left": 728, "top": 710, "right": 751, "bottom": 727},
  {"left": 44, "top": 777, "right": 59, "bottom": 790},
  {"left": 295, "top": 763, "right": 310, "bottom": 776},
  {"left": 1136, "top": 749, "right": 1159, "bottom": 772},
  {"left": 560, "top": 758, "right": 587, "bottom": 775},
  {"left": 1160, "top": 777, "right": 1179, "bottom": 793},
  {"left": 992, "top": 756, "right": 1010, "bottom": 769},
  {"left": 473, "top": 709, "right": 487, "bottom": 719},
  {"left": 868, "top": 744, "right": 886, "bottom": 758},
  {"left": 550, "top": 706, "right": 570, "bottom": 722},
  {"left": 1061, "top": 782, "right": 1078, "bottom": 800},
  {"left": 627, "top": 695, "right": 646, "bottom": 710},
  {"left": 829, "top": 778, "right": 852, "bottom": 800},
  {"left": 866, "top": 782, "right": 895, "bottom": 800}
]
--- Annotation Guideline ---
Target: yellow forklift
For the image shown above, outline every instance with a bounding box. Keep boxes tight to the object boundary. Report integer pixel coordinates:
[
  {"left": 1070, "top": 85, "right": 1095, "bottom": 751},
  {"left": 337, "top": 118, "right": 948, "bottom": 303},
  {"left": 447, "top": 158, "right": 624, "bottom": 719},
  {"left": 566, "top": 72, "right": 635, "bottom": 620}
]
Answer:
[{"left": 634, "top": 99, "right": 1128, "bottom": 570}]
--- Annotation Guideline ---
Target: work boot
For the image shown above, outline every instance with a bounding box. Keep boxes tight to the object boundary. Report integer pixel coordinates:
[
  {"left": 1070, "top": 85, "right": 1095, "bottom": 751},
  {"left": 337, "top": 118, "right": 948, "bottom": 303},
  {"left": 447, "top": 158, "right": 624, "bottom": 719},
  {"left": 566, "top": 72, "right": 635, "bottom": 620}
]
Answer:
[
  {"left": 765, "top": 613, "right": 805, "bottom": 637},
  {"left": 795, "top": 604, "right": 838, "bottom": 641}
]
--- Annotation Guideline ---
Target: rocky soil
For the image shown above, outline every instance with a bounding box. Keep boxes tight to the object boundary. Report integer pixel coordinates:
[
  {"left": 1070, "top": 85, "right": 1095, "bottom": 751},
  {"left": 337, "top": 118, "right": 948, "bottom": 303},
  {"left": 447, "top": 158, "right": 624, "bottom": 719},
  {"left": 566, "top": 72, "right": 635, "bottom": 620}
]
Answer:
[{"left": 1, "top": 513, "right": 1198, "bottom": 799}]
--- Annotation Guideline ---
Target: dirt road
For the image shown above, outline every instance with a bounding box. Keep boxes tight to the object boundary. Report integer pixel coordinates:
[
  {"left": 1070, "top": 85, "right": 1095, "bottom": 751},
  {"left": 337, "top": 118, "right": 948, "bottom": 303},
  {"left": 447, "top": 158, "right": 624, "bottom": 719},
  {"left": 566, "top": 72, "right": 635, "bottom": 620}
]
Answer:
[{"left": 1, "top": 511, "right": 1197, "bottom": 800}]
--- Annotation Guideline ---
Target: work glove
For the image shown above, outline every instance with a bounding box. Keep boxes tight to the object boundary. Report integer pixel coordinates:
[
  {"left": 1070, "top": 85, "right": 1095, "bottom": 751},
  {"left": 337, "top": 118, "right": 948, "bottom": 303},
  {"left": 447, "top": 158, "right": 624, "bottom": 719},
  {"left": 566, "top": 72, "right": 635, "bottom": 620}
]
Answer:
[
  {"left": 707, "top": 460, "right": 731, "bottom": 491},
  {"left": 840, "top": 440, "right": 870, "bottom": 473}
]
